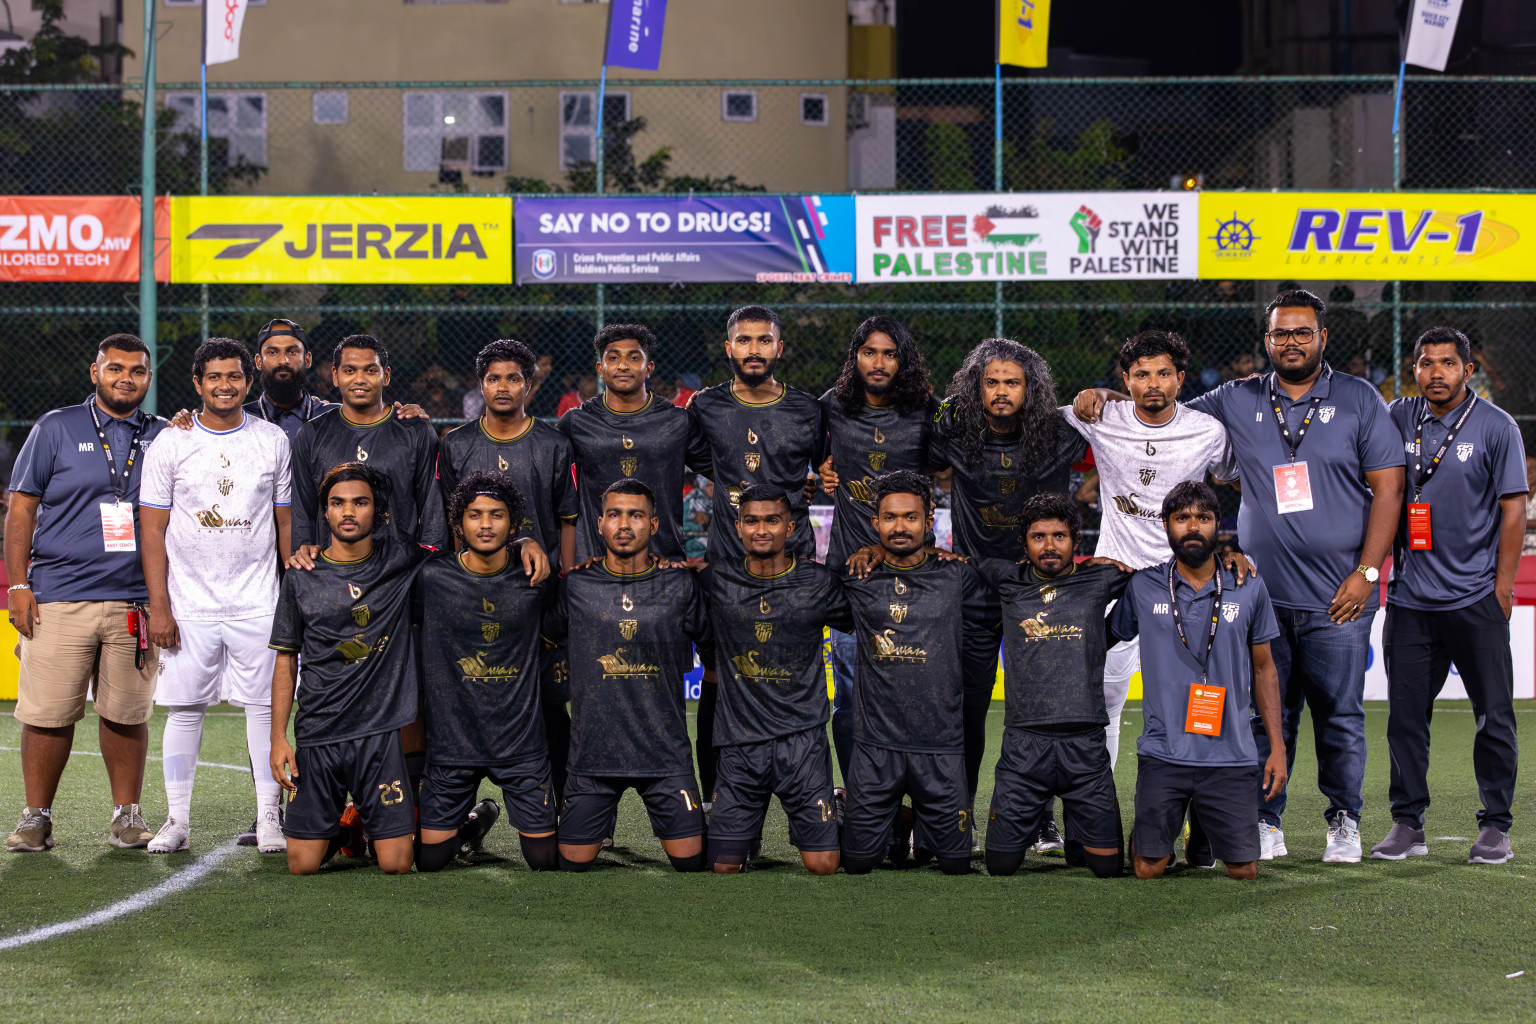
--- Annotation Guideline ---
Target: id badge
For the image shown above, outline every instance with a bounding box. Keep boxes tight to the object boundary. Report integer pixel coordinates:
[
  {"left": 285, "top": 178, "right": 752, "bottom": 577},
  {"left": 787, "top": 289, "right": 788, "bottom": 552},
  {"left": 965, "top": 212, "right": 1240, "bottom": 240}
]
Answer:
[
  {"left": 1407, "top": 503, "right": 1432, "bottom": 550},
  {"left": 1184, "top": 683, "right": 1226, "bottom": 736},
  {"left": 1272, "top": 462, "right": 1314, "bottom": 514},
  {"left": 100, "top": 501, "right": 136, "bottom": 552}
]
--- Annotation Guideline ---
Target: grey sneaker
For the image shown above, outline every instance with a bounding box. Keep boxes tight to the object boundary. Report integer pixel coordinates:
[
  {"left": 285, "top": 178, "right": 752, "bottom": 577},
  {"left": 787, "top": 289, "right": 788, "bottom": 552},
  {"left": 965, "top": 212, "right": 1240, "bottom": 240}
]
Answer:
[
  {"left": 7, "top": 807, "right": 55, "bottom": 852},
  {"left": 109, "top": 804, "right": 153, "bottom": 849},
  {"left": 1322, "top": 811, "right": 1362, "bottom": 863},
  {"left": 1468, "top": 827, "right": 1513, "bottom": 865},
  {"left": 1369, "top": 821, "right": 1428, "bottom": 860}
]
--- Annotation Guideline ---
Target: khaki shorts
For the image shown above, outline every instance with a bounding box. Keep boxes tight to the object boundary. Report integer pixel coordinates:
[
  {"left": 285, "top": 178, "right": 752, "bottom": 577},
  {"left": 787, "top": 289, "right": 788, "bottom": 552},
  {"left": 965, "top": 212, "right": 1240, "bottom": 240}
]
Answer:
[{"left": 14, "top": 600, "right": 159, "bottom": 728}]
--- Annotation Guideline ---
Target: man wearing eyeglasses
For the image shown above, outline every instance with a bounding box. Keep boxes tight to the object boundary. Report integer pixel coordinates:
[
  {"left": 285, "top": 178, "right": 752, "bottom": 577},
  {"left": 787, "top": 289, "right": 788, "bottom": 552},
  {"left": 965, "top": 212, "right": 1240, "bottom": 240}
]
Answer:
[{"left": 1074, "top": 288, "right": 1404, "bottom": 865}]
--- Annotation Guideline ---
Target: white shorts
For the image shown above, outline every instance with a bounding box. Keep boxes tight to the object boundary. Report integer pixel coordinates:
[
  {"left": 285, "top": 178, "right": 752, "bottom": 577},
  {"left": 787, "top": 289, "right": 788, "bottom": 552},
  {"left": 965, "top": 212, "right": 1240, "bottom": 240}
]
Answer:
[
  {"left": 154, "top": 615, "right": 276, "bottom": 708},
  {"left": 1103, "top": 634, "right": 1141, "bottom": 699}
]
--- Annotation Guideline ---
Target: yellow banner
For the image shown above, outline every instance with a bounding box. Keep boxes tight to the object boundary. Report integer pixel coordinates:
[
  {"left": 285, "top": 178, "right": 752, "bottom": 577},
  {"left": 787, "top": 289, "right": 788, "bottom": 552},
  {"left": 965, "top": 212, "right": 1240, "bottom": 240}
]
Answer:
[
  {"left": 998, "top": 0, "right": 1049, "bottom": 68},
  {"left": 170, "top": 196, "right": 512, "bottom": 284},
  {"left": 1197, "top": 192, "right": 1536, "bottom": 281}
]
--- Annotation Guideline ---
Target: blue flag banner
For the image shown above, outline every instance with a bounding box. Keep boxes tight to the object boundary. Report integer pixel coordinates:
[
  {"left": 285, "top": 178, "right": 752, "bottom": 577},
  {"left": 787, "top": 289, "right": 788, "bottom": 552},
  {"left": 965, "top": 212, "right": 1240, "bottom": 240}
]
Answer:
[
  {"left": 604, "top": 0, "right": 668, "bottom": 71},
  {"left": 516, "top": 195, "right": 855, "bottom": 284}
]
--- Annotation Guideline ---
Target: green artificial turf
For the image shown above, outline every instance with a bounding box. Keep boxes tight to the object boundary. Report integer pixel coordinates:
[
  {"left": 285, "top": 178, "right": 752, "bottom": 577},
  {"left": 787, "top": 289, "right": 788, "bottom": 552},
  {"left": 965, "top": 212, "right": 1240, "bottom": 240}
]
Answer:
[{"left": 1, "top": 701, "right": 1533, "bottom": 1023}]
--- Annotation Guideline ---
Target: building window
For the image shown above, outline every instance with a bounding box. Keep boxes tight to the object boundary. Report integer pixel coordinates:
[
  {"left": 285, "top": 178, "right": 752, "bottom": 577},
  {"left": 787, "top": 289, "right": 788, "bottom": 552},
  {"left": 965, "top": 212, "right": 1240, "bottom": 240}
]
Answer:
[
  {"left": 558, "top": 90, "right": 629, "bottom": 170},
  {"left": 722, "top": 90, "right": 757, "bottom": 123},
  {"left": 404, "top": 0, "right": 507, "bottom": 5},
  {"left": 164, "top": 92, "right": 268, "bottom": 166},
  {"left": 164, "top": 1, "right": 266, "bottom": 6},
  {"left": 312, "top": 91, "right": 348, "bottom": 125},
  {"left": 403, "top": 91, "right": 508, "bottom": 175},
  {"left": 800, "top": 93, "right": 828, "bottom": 127}
]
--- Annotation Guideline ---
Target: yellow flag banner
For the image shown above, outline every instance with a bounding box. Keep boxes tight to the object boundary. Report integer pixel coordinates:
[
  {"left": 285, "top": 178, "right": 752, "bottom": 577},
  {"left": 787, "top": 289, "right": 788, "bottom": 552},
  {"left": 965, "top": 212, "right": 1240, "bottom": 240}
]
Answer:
[
  {"left": 997, "top": 0, "right": 1050, "bottom": 69},
  {"left": 1196, "top": 191, "right": 1536, "bottom": 281},
  {"left": 170, "top": 196, "right": 513, "bottom": 284}
]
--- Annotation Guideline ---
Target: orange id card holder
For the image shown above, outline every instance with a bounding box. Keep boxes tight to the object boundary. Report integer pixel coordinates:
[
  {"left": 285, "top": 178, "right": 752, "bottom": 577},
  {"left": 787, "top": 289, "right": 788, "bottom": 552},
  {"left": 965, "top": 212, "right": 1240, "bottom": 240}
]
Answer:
[{"left": 1184, "top": 683, "right": 1226, "bottom": 736}]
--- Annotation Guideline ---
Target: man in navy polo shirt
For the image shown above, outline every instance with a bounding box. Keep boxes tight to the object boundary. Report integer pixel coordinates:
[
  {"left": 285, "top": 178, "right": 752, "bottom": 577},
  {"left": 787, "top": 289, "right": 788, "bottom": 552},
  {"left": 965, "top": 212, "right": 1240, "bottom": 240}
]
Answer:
[
  {"left": 5, "top": 334, "right": 167, "bottom": 853},
  {"left": 1371, "top": 327, "right": 1526, "bottom": 866},
  {"left": 1110, "top": 481, "right": 1287, "bottom": 879},
  {"left": 1078, "top": 287, "right": 1405, "bottom": 864}
]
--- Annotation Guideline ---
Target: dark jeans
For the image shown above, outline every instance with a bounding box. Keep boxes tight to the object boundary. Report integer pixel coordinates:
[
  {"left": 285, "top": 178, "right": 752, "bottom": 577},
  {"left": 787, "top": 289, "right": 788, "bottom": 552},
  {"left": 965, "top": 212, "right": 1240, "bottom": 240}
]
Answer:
[
  {"left": 1255, "top": 607, "right": 1371, "bottom": 827},
  {"left": 1383, "top": 593, "right": 1518, "bottom": 832},
  {"left": 829, "top": 629, "right": 857, "bottom": 783}
]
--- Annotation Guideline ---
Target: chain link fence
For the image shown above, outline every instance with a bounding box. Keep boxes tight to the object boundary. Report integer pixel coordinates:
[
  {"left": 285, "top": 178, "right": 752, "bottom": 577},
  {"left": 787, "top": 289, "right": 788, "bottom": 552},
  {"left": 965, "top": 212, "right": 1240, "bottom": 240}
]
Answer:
[{"left": 0, "top": 75, "right": 1532, "bottom": 458}]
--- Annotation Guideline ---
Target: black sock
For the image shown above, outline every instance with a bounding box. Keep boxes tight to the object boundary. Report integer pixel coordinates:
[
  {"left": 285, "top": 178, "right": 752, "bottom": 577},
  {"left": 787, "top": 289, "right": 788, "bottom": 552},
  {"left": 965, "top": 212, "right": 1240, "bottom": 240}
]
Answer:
[
  {"left": 696, "top": 681, "right": 718, "bottom": 798},
  {"left": 543, "top": 702, "right": 571, "bottom": 803},
  {"left": 1084, "top": 851, "right": 1124, "bottom": 878},
  {"left": 322, "top": 835, "right": 346, "bottom": 866},
  {"left": 667, "top": 851, "right": 706, "bottom": 873},
  {"left": 962, "top": 685, "right": 992, "bottom": 797},
  {"left": 414, "top": 837, "right": 456, "bottom": 873},
  {"left": 986, "top": 848, "right": 1026, "bottom": 876},
  {"left": 559, "top": 853, "right": 593, "bottom": 872},
  {"left": 937, "top": 855, "right": 971, "bottom": 876},
  {"left": 519, "top": 834, "right": 558, "bottom": 871},
  {"left": 1065, "top": 838, "right": 1086, "bottom": 867},
  {"left": 708, "top": 838, "right": 752, "bottom": 870},
  {"left": 842, "top": 855, "right": 880, "bottom": 875},
  {"left": 404, "top": 751, "right": 426, "bottom": 797}
]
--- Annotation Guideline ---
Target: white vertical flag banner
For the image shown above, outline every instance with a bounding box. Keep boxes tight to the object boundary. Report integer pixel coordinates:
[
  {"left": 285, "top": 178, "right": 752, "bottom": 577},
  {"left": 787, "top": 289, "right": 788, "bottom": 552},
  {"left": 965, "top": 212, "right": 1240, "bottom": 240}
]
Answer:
[
  {"left": 204, "top": 0, "right": 250, "bottom": 66},
  {"left": 1404, "top": 0, "right": 1464, "bottom": 72}
]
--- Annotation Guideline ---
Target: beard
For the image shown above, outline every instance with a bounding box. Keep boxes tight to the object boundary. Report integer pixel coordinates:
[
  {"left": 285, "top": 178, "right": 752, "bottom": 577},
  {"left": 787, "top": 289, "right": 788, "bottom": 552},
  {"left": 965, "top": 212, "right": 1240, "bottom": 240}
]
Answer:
[
  {"left": 260, "top": 366, "right": 307, "bottom": 408},
  {"left": 1273, "top": 348, "right": 1323, "bottom": 384},
  {"left": 732, "top": 355, "right": 778, "bottom": 388},
  {"left": 1173, "top": 532, "right": 1217, "bottom": 568},
  {"left": 861, "top": 372, "right": 893, "bottom": 397},
  {"left": 95, "top": 380, "right": 143, "bottom": 416}
]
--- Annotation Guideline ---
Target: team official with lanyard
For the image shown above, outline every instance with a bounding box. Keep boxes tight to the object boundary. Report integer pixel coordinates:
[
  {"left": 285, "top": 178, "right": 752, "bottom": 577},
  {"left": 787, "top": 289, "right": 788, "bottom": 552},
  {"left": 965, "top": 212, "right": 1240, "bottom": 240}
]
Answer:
[{"left": 1373, "top": 327, "right": 1526, "bottom": 866}]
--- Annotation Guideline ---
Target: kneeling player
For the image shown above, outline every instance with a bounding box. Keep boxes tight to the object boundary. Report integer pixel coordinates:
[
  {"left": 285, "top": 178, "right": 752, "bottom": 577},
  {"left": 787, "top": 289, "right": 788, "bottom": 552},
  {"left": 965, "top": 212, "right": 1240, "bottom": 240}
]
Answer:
[
  {"left": 413, "top": 474, "right": 559, "bottom": 872},
  {"left": 548, "top": 480, "right": 711, "bottom": 872},
  {"left": 840, "top": 472, "right": 1001, "bottom": 876},
  {"left": 699, "top": 485, "right": 853, "bottom": 875},
  {"left": 1109, "top": 482, "right": 1287, "bottom": 880},
  {"left": 974, "top": 493, "right": 1131, "bottom": 878},
  {"left": 268, "top": 464, "right": 424, "bottom": 875}
]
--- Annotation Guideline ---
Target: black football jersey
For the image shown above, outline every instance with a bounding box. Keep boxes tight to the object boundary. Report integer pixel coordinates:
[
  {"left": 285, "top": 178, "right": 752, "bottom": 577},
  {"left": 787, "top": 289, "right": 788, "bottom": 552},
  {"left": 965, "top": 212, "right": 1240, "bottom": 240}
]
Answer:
[
  {"left": 820, "top": 390, "right": 935, "bottom": 567},
  {"left": 437, "top": 417, "right": 577, "bottom": 555}
]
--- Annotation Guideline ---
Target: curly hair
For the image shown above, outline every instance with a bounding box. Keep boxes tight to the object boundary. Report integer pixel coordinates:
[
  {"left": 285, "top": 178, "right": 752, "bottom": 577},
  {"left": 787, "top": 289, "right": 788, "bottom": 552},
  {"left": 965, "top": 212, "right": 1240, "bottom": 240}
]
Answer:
[
  {"left": 943, "top": 338, "right": 1062, "bottom": 470},
  {"left": 831, "top": 315, "right": 933, "bottom": 418},
  {"left": 448, "top": 472, "right": 528, "bottom": 550},
  {"left": 1117, "top": 329, "right": 1190, "bottom": 375},
  {"left": 594, "top": 323, "right": 656, "bottom": 362},
  {"left": 872, "top": 469, "right": 932, "bottom": 515},
  {"left": 318, "top": 462, "right": 391, "bottom": 521},
  {"left": 1019, "top": 491, "right": 1082, "bottom": 543},
  {"left": 475, "top": 338, "right": 537, "bottom": 382},
  {"left": 192, "top": 337, "right": 254, "bottom": 381}
]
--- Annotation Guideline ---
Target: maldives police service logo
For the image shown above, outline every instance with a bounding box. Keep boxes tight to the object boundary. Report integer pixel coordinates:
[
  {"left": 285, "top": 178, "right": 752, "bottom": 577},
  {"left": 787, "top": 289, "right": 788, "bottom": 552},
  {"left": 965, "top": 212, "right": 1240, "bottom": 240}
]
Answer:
[
  {"left": 1222, "top": 602, "right": 1240, "bottom": 623},
  {"left": 531, "top": 248, "right": 557, "bottom": 280},
  {"left": 1458, "top": 443, "right": 1476, "bottom": 462},
  {"left": 1318, "top": 406, "right": 1336, "bottom": 424}
]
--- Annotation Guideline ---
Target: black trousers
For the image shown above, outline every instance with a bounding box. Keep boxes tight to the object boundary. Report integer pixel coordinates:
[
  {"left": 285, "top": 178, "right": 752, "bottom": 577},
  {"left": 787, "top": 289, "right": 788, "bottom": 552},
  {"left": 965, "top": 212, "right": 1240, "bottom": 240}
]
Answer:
[{"left": 1383, "top": 593, "right": 1518, "bottom": 832}]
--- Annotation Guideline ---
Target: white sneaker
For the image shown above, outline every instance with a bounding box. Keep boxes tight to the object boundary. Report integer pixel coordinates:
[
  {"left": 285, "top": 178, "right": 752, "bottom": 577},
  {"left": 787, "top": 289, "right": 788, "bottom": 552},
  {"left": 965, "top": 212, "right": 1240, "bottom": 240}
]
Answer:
[
  {"left": 1323, "top": 812, "right": 1362, "bottom": 863},
  {"left": 255, "top": 808, "right": 286, "bottom": 853},
  {"left": 1258, "top": 822, "right": 1288, "bottom": 861},
  {"left": 147, "top": 817, "right": 190, "bottom": 853}
]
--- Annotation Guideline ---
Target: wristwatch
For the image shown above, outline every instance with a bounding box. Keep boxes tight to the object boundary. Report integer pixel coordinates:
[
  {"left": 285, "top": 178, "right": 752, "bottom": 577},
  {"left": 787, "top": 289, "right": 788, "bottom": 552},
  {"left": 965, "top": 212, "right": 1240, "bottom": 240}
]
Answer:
[{"left": 1356, "top": 565, "right": 1380, "bottom": 583}]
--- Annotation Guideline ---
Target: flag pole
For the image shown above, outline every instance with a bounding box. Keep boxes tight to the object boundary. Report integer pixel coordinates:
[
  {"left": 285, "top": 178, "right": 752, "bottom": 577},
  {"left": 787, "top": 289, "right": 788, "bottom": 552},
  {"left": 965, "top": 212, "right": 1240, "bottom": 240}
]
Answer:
[
  {"left": 1391, "top": 52, "right": 1406, "bottom": 395},
  {"left": 138, "top": 0, "right": 158, "bottom": 414},
  {"left": 993, "top": 4, "right": 1004, "bottom": 337},
  {"left": 199, "top": 0, "right": 209, "bottom": 343},
  {"left": 594, "top": 2, "right": 614, "bottom": 338}
]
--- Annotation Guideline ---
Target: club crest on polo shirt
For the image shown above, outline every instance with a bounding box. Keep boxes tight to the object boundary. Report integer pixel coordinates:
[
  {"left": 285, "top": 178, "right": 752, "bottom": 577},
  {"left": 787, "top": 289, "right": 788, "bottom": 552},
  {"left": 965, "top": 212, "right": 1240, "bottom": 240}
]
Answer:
[
  {"left": 1318, "top": 406, "right": 1336, "bottom": 423},
  {"left": 1458, "top": 443, "right": 1475, "bottom": 462},
  {"left": 1222, "top": 601, "right": 1240, "bottom": 623}
]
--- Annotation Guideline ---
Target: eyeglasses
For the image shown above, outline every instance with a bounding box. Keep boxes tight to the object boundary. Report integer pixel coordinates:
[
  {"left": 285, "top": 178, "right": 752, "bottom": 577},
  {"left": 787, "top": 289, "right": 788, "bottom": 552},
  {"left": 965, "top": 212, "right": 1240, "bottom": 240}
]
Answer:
[{"left": 1266, "top": 327, "right": 1318, "bottom": 342}]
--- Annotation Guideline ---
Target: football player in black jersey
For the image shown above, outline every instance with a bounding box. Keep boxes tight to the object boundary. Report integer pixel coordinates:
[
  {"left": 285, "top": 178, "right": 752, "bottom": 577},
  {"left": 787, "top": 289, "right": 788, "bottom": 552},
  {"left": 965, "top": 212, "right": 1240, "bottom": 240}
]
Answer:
[
  {"left": 699, "top": 484, "right": 854, "bottom": 875},
  {"left": 413, "top": 474, "right": 558, "bottom": 873}
]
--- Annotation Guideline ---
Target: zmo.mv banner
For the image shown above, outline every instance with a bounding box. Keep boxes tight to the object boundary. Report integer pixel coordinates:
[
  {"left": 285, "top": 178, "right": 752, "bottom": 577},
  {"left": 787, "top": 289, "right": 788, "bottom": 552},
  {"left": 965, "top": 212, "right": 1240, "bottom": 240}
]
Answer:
[
  {"left": 171, "top": 196, "right": 512, "bottom": 284},
  {"left": 0, "top": 196, "right": 168, "bottom": 282}
]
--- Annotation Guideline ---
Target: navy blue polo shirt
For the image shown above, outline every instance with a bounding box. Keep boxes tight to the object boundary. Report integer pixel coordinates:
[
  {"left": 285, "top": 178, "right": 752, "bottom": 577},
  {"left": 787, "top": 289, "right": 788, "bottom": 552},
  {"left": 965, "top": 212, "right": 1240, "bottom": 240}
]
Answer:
[
  {"left": 1109, "top": 561, "right": 1281, "bottom": 767},
  {"left": 1188, "top": 365, "right": 1402, "bottom": 612},
  {"left": 1388, "top": 392, "right": 1528, "bottom": 611},
  {"left": 9, "top": 397, "right": 166, "bottom": 602},
  {"left": 243, "top": 393, "right": 337, "bottom": 445}
]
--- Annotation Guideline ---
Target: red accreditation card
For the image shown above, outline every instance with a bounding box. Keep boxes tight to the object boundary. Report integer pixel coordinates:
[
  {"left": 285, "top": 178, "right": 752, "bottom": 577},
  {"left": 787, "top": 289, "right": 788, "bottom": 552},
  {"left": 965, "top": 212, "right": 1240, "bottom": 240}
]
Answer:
[{"left": 1407, "top": 503, "right": 1432, "bottom": 550}]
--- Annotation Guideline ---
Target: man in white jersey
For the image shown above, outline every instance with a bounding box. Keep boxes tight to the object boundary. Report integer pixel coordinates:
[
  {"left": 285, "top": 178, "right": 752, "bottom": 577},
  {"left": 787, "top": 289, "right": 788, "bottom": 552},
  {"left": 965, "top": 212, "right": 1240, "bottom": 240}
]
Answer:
[
  {"left": 1063, "top": 330, "right": 1236, "bottom": 767},
  {"left": 138, "top": 339, "right": 293, "bottom": 853}
]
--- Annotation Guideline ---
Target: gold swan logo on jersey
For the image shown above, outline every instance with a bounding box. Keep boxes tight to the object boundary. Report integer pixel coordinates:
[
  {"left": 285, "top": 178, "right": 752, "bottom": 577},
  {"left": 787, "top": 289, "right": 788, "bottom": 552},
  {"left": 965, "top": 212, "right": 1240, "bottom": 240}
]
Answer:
[
  {"left": 889, "top": 602, "right": 908, "bottom": 623},
  {"left": 846, "top": 476, "right": 876, "bottom": 503},
  {"left": 497, "top": 454, "right": 508, "bottom": 471},
  {"left": 597, "top": 648, "right": 660, "bottom": 678},
  {"left": 620, "top": 457, "right": 637, "bottom": 476},
  {"left": 871, "top": 629, "right": 927, "bottom": 661},
  {"left": 727, "top": 483, "right": 743, "bottom": 509},
  {"left": 622, "top": 434, "right": 634, "bottom": 450},
  {"left": 337, "top": 633, "right": 388, "bottom": 664},
  {"left": 731, "top": 650, "right": 791, "bottom": 680},
  {"left": 193, "top": 504, "right": 251, "bottom": 529},
  {"left": 869, "top": 452, "right": 887, "bottom": 471},
  {"left": 481, "top": 622, "right": 500, "bottom": 643},
  {"left": 356, "top": 444, "right": 368, "bottom": 462},
  {"left": 978, "top": 504, "right": 1018, "bottom": 527},
  {"left": 456, "top": 651, "right": 518, "bottom": 681},
  {"left": 747, "top": 427, "right": 759, "bottom": 445},
  {"left": 1019, "top": 611, "right": 1083, "bottom": 641},
  {"left": 754, "top": 621, "right": 773, "bottom": 643},
  {"left": 619, "top": 619, "right": 638, "bottom": 640}
]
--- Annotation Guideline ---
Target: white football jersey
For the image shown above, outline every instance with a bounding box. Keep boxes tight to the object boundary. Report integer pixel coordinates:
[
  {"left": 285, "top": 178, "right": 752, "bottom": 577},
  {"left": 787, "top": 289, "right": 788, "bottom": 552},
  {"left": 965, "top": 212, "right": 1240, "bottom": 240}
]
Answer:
[
  {"left": 139, "top": 413, "right": 292, "bottom": 621},
  {"left": 1063, "top": 400, "right": 1234, "bottom": 570}
]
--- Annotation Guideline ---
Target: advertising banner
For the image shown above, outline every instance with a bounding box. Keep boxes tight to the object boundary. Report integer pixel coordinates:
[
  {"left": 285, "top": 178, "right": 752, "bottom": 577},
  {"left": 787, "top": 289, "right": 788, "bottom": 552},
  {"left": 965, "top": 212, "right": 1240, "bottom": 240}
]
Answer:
[
  {"left": 854, "top": 192, "right": 1198, "bottom": 282},
  {"left": 515, "top": 194, "right": 855, "bottom": 284},
  {"left": 1196, "top": 191, "right": 1536, "bottom": 281},
  {"left": 170, "top": 196, "right": 512, "bottom": 284},
  {"left": 0, "top": 196, "right": 168, "bottom": 283}
]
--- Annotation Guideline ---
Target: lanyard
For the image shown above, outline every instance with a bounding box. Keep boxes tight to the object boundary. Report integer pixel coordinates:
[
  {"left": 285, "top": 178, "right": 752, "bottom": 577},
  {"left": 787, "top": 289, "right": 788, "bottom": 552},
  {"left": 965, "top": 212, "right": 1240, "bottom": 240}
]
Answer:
[
  {"left": 1267, "top": 368, "right": 1330, "bottom": 462},
  {"left": 1412, "top": 392, "right": 1478, "bottom": 501},
  {"left": 1167, "top": 561, "right": 1221, "bottom": 681},
  {"left": 87, "top": 401, "right": 145, "bottom": 504}
]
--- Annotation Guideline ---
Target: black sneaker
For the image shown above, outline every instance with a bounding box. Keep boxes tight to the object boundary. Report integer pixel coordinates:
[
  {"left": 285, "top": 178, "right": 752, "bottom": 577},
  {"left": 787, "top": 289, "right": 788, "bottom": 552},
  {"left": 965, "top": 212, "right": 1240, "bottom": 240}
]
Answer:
[
  {"left": 833, "top": 788, "right": 846, "bottom": 824},
  {"left": 457, "top": 799, "right": 501, "bottom": 858},
  {"left": 889, "top": 804, "right": 914, "bottom": 866},
  {"left": 236, "top": 819, "right": 259, "bottom": 847}
]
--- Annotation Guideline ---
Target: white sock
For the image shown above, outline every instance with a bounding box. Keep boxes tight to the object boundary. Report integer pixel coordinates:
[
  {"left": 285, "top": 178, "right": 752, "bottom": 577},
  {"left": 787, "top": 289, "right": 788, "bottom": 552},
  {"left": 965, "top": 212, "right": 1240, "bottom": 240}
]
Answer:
[
  {"left": 161, "top": 705, "right": 207, "bottom": 826},
  {"left": 243, "top": 703, "right": 280, "bottom": 815}
]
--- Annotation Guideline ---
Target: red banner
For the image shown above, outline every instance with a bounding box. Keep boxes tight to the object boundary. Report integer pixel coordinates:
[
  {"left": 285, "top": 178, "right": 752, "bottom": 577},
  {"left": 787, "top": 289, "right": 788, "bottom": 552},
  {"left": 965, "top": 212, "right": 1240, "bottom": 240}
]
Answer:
[{"left": 0, "top": 196, "right": 169, "bottom": 282}]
